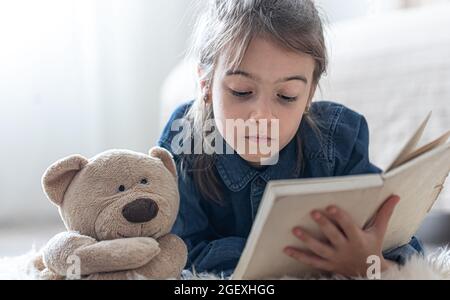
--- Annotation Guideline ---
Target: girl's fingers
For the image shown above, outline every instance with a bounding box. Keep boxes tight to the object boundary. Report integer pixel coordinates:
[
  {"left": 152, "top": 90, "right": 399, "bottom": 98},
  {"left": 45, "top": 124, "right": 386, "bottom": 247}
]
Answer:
[
  {"left": 292, "top": 227, "right": 335, "bottom": 259},
  {"left": 284, "top": 247, "right": 334, "bottom": 272},
  {"left": 370, "top": 195, "right": 400, "bottom": 237},
  {"left": 310, "top": 211, "right": 347, "bottom": 247},
  {"left": 325, "top": 206, "right": 362, "bottom": 241}
]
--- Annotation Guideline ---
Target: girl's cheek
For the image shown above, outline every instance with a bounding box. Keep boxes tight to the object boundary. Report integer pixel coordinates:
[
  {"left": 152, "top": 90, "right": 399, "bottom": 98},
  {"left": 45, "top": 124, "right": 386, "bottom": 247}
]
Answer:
[{"left": 216, "top": 96, "right": 245, "bottom": 121}]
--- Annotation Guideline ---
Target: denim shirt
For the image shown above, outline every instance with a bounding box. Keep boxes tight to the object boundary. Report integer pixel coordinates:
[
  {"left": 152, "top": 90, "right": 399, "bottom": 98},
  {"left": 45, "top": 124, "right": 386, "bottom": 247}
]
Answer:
[{"left": 158, "top": 100, "right": 424, "bottom": 277}]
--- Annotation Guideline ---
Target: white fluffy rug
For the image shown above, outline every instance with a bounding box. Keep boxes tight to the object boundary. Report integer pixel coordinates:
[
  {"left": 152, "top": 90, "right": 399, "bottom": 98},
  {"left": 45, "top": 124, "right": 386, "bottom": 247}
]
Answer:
[{"left": 1, "top": 246, "right": 449, "bottom": 280}]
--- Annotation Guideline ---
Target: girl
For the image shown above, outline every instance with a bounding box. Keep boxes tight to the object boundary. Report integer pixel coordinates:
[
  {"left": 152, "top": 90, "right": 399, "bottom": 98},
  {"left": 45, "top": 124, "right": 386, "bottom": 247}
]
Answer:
[{"left": 158, "top": 0, "right": 423, "bottom": 278}]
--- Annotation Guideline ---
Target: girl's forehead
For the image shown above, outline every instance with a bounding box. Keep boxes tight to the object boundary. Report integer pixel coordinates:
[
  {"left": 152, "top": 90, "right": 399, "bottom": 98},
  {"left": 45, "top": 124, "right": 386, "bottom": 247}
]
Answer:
[{"left": 217, "top": 37, "right": 315, "bottom": 81}]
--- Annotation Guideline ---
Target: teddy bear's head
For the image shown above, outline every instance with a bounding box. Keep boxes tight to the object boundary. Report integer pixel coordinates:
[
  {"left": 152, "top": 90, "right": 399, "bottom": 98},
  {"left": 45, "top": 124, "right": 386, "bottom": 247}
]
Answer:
[{"left": 42, "top": 147, "right": 179, "bottom": 241}]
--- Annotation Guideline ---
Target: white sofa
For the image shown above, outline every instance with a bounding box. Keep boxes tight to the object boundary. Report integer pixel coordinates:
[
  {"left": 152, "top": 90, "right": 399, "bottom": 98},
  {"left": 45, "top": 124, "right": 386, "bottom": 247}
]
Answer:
[{"left": 159, "top": 3, "right": 450, "bottom": 213}]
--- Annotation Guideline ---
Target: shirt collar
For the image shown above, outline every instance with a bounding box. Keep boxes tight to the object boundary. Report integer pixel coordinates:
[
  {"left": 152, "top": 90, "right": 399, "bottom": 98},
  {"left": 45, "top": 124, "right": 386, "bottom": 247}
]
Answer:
[{"left": 215, "top": 134, "right": 300, "bottom": 192}]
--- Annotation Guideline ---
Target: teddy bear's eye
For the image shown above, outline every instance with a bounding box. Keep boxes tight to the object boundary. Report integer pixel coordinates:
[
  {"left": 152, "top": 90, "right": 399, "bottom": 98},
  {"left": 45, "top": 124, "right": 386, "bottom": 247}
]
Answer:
[
  {"left": 140, "top": 178, "right": 148, "bottom": 185},
  {"left": 118, "top": 185, "right": 126, "bottom": 192}
]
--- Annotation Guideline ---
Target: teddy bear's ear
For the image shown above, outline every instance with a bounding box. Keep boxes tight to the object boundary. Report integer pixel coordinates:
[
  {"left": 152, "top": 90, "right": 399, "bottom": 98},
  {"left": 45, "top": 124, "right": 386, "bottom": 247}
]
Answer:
[
  {"left": 149, "top": 147, "right": 177, "bottom": 178},
  {"left": 42, "top": 155, "right": 89, "bottom": 206}
]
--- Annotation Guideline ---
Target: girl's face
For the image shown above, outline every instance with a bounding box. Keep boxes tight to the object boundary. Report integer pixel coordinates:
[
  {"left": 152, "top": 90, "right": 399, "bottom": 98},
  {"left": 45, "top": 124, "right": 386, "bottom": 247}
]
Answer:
[{"left": 204, "top": 36, "right": 316, "bottom": 166}]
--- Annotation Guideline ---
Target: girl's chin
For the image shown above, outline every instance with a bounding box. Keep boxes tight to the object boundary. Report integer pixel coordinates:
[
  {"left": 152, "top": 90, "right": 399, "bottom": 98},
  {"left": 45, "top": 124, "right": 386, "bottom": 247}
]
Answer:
[{"left": 238, "top": 153, "right": 280, "bottom": 167}]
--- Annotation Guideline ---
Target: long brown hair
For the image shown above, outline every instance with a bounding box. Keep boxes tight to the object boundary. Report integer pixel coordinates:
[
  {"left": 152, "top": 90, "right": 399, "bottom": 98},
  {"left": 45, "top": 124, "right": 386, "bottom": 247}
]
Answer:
[{"left": 179, "top": 0, "right": 328, "bottom": 205}]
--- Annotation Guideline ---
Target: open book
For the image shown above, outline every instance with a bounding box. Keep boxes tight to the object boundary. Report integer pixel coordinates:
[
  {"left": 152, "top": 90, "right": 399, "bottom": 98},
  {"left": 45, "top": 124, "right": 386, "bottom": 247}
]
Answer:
[{"left": 233, "top": 112, "right": 450, "bottom": 280}]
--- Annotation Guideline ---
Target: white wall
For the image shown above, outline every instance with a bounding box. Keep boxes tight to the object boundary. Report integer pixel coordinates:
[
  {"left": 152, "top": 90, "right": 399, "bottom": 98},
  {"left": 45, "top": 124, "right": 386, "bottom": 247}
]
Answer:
[
  {"left": 0, "top": 0, "right": 195, "bottom": 224},
  {"left": 315, "top": 0, "right": 401, "bottom": 23},
  {"left": 2, "top": 0, "right": 448, "bottom": 225}
]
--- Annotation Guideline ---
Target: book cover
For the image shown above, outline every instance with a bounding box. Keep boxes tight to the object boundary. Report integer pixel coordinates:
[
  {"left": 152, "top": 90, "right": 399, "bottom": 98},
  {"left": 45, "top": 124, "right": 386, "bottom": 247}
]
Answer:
[{"left": 233, "top": 113, "right": 450, "bottom": 280}]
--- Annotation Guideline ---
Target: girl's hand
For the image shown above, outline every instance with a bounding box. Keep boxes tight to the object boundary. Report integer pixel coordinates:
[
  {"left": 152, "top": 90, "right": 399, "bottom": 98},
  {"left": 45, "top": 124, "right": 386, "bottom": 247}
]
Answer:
[{"left": 283, "top": 195, "right": 400, "bottom": 278}]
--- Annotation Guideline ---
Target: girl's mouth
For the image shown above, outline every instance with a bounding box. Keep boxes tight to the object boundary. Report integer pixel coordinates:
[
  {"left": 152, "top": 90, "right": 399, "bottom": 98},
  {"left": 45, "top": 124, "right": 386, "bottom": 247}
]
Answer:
[{"left": 245, "top": 136, "right": 272, "bottom": 143}]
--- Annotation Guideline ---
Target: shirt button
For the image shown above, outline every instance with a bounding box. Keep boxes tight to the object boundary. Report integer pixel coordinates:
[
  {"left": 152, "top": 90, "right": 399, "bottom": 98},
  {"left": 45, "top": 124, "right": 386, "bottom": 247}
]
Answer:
[{"left": 255, "top": 178, "right": 265, "bottom": 187}]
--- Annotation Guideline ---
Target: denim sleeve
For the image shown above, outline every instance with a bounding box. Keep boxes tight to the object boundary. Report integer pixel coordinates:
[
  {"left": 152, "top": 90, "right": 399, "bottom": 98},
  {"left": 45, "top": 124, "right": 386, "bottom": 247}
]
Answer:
[
  {"left": 382, "top": 236, "right": 425, "bottom": 265},
  {"left": 187, "top": 237, "right": 247, "bottom": 277},
  {"left": 167, "top": 158, "right": 246, "bottom": 276},
  {"left": 333, "top": 111, "right": 382, "bottom": 176},
  {"left": 157, "top": 105, "right": 246, "bottom": 277}
]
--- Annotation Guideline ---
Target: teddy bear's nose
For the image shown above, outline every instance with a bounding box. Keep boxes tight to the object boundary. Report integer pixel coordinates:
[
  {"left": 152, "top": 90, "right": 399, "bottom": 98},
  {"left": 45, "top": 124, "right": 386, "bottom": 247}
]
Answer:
[{"left": 122, "top": 198, "right": 159, "bottom": 223}]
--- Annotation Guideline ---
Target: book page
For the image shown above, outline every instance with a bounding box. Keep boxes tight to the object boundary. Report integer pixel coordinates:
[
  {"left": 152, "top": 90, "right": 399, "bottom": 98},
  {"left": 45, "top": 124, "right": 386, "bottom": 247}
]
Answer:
[
  {"left": 391, "top": 130, "right": 450, "bottom": 168},
  {"left": 385, "top": 111, "right": 432, "bottom": 173},
  {"left": 234, "top": 144, "right": 450, "bottom": 280},
  {"left": 381, "top": 143, "right": 450, "bottom": 250},
  {"left": 233, "top": 175, "right": 384, "bottom": 280}
]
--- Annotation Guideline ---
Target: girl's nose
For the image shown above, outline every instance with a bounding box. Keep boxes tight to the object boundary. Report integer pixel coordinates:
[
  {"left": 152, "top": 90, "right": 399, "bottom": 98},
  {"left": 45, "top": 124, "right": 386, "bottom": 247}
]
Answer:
[{"left": 250, "top": 97, "right": 275, "bottom": 122}]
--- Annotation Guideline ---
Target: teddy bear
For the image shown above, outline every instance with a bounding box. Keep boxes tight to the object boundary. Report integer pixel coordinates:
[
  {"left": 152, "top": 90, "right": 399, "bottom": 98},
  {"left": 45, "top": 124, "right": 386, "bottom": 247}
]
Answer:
[{"left": 33, "top": 147, "right": 187, "bottom": 280}]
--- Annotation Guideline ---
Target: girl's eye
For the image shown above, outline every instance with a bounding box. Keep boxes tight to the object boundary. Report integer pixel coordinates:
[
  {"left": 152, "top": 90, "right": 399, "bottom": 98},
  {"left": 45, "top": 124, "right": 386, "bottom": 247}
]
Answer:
[
  {"left": 231, "top": 89, "right": 253, "bottom": 98},
  {"left": 118, "top": 185, "right": 126, "bottom": 192},
  {"left": 230, "top": 88, "right": 297, "bottom": 102},
  {"left": 140, "top": 178, "right": 149, "bottom": 185},
  {"left": 278, "top": 94, "right": 298, "bottom": 103}
]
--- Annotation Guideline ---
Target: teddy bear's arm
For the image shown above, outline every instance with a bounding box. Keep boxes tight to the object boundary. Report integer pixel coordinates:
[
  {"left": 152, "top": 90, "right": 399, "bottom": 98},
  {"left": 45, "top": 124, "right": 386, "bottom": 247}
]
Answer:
[
  {"left": 130, "top": 233, "right": 188, "bottom": 279},
  {"left": 89, "top": 233, "right": 188, "bottom": 280},
  {"left": 43, "top": 231, "right": 160, "bottom": 276},
  {"left": 43, "top": 231, "right": 96, "bottom": 276},
  {"left": 73, "top": 237, "right": 161, "bottom": 275}
]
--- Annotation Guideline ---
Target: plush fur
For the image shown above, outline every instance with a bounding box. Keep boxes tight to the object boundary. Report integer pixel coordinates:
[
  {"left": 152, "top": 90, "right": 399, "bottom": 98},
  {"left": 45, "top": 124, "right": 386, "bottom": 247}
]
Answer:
[
  {"left": 30, "top": 148, "right": 187, "bottom": 280},
  {"left": 2, "top": 147, "right": 448, "bottom": 280},
  {"left": 0, "top": 246, "right": 449, "bottom": 280}
]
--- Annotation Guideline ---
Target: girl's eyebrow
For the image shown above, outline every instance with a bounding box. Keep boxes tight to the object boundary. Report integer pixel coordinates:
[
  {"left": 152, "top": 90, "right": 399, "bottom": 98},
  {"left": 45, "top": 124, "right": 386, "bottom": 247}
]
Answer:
[{"left": 225, "top": 69, "right": 308, "bottom": 85}]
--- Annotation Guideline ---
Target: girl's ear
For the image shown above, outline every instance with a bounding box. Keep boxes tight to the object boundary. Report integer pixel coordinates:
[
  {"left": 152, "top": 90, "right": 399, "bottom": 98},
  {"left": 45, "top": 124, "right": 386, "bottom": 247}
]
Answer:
[
  {"left": 149, "top": 147, "right": 177, "bottom": 178},
  {"left": 305, "top": 84, "right": 318, "bottom": 113},
  {"left": 42, "top": 155, "right": 89, "bottom": 206},
  {"left": 197, "top": 65, "right": 212, "bottom": 104},
  {"left": 197, "top": 65, "right": 211, "bottom": 98},
  {"left": 307, "top": 84, "right": 317, "bottom": 103},
  {"left": 197, "top": 65, "right": 206, "bottom": 87}
]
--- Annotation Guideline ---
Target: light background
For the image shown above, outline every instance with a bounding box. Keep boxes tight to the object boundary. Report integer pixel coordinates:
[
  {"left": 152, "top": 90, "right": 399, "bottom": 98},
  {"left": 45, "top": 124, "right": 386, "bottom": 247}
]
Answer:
[{"left": 0, "top": 0, "right": 448, "bottom": 256}]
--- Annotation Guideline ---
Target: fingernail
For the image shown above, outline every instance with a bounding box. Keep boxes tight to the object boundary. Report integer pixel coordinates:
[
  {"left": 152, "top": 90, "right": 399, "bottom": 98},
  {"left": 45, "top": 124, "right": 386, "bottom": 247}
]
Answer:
[
  {"left": 294, "top": 228, "right": 303, "bottom": 237},
  {"left": 284, "top": 248, "right": 293, "bottom": 255},
  {"left": 327, "top": 206, "right": 338, "bottom": 214},
  {"left": 312, "top": 211, "right": 321, "bottom": 220}
]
